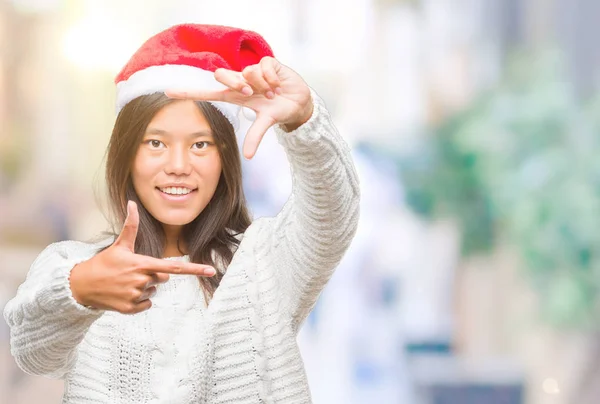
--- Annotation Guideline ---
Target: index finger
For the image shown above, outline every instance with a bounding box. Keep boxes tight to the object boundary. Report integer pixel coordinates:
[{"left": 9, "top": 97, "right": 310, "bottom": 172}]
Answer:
[
  {"left": 243, "top": 114, "right": 275, "bottom": 159},
  {"left": 141, "top": 257, "right": 216, "bottom": 277}
]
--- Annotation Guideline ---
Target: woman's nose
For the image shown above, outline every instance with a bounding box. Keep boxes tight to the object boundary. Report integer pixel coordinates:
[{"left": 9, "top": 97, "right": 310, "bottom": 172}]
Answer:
[{"left": 164, "top": 148, "right": 192, "bottom": 175}]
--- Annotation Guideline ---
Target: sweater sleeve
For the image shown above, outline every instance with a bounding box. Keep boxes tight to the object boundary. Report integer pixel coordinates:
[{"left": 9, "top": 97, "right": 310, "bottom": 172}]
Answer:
[
  {"left": 266, "top": 89, "right": 360, "bottom": 331},
  {"left": 3, "top": 241, "right": 105, "bottom": 379}
]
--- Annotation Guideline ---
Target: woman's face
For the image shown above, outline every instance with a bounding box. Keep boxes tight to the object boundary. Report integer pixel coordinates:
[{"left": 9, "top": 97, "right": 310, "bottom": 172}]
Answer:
[{"left": 131, "top": 100, "right": 222, "bottom": 230}]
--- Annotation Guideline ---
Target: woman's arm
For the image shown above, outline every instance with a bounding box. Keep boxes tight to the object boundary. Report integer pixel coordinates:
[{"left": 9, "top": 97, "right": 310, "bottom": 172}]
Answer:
[
  {"left": 267, "top": 90, "right": 360, "bottom": 330},
  {"left": 3, "top": 241, "right": 105, "bottom": 378},
  {"left": 165, "top": 58, "right": 360, "bottom": 330}
]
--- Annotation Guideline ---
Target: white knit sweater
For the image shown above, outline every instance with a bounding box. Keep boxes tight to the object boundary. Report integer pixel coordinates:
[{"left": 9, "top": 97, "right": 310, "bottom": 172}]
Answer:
[{"left": 3, "top": 92, "right": 360, "bottom": 404}]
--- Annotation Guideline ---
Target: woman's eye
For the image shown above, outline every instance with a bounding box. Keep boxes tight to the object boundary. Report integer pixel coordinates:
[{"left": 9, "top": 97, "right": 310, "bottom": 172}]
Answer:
[
  {"left": 192, "top": 141, "right": 210, "bottom": 149},
  {"left": 147, "top": 140, "right": 164, "bottom": 148}
]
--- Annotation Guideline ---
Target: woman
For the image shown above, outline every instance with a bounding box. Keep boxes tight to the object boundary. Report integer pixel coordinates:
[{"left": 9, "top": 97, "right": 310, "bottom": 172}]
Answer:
[{"left": 3, "top": 24, "right": 359, "bottom": 403}]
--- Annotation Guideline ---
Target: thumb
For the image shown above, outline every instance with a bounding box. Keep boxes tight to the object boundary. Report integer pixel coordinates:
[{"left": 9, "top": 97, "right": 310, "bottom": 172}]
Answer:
[
  {"left": 115, "top": 200, "right": 139, "bottom": 252},
  {"left": 242, "top": 114, "right": 275, "bottom": 159}
]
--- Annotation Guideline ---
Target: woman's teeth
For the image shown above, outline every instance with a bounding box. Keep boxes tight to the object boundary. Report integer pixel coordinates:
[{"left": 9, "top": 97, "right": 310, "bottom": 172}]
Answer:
[{"left": 159, "top": 187, "right": 192, "bottom": 195}]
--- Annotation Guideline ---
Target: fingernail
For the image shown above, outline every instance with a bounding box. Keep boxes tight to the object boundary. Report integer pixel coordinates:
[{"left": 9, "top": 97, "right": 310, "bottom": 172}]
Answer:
[
  {"left": 265, "top": 91, "right": 275, "bottom": 99},
  {"left": 205, "top": 267, "right": 216, "bottom": 276},
  {"left": 242, "top": 86, "right": 253, "bottom": 96},
  {"left": 274, "top": 87, "right": 282, "bottom": 95}
]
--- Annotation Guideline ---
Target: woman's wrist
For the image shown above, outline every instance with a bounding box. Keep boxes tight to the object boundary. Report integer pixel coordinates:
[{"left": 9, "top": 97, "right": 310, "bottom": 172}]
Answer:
[
  {"left": 69, "top": 261, "right": 91, "bottom": 307},
  {"left": 283, "top": 100, "right": 314, "bottom": 132}
]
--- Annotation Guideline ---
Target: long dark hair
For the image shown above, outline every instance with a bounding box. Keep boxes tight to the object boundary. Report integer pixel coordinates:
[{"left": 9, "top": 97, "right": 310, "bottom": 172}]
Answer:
[{"left": 103, "top": 93, "right": 252, "bottom": 301}]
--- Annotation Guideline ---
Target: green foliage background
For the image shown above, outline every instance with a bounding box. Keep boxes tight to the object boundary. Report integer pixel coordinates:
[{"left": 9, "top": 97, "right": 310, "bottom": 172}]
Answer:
[{"left": 399, "top": 51, "right": 600, "bottom": 329}]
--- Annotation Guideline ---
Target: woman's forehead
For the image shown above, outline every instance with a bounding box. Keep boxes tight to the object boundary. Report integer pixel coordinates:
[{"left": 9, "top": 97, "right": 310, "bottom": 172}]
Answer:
[{"left": 147, "top": 100, "right": 212, "bottom": 135}]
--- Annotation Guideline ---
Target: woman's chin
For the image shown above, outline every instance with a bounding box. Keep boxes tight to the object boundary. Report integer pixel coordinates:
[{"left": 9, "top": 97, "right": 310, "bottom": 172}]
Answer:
[{"left": 155, "top": 213, "right": 199, "bottom": 227}]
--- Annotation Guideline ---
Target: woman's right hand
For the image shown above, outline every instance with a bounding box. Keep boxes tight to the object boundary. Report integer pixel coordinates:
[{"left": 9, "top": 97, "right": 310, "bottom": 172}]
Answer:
[{"left": 69, "top": 201, "right": 215, "bottom": 314}]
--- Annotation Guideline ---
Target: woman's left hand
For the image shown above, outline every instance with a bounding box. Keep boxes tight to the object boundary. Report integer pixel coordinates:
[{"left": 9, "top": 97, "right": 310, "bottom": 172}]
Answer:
[{"left": 166, "top": 56, "right": 313, "bottom": 159}]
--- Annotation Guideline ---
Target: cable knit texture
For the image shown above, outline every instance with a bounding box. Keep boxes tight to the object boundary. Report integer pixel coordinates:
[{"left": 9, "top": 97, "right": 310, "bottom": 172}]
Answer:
[{"left": 3, "top": 90, "right": 360, "bottom": 404}]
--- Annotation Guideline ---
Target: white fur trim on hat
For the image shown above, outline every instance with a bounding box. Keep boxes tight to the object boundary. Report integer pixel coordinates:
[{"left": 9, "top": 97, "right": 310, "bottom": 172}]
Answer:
[{"left": 115, "top": 64, "right": 241, "bottom": 130}]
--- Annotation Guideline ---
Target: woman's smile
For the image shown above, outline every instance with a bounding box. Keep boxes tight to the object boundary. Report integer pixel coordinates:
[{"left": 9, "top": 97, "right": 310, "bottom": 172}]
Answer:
[{"left": 156, "top": 186, "right": 198, "bottom": 202}]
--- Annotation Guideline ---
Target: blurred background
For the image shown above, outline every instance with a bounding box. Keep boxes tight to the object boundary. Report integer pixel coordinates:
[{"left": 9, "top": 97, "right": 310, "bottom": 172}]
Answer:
[{"left": 1, "top": 0, "right": 600, "bottom": 403}]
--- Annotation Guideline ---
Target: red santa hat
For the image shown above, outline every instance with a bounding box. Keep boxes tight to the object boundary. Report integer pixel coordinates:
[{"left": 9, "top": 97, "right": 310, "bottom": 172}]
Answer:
[{"left": 114, "top": 23, "right": 274, "bottom": 130}]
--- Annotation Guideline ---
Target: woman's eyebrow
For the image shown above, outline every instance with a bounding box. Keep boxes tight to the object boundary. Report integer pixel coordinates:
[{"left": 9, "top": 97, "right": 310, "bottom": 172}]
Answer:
[{"left": 145, "top": 128, "right": 214, "bottom": 139}]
